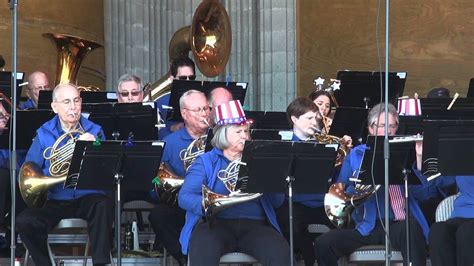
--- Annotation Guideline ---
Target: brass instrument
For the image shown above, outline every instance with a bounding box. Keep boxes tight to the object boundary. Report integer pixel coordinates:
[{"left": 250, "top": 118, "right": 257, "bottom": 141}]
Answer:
[
  {"left": 202, "top": 158, "right": 263, "bottom": 221},
  {"left": 324, "top": 183, "right": 381, "bottom": 228},
  {"left": 180, "top": 134, "right": 208, "bottom": 171},
  {"left": 19, "top": 128, "right": 85, "bottom": 208},
  {"left": 311, "top": 129, "right": 351, "bottom": 167},
  {"left": 144, "top": 0, "right": 231, "bottom": 102},
  {"left": 43, "top": 33, "right": 102, "bottom": 87},
  {"left": 0, "top": 92, "right": 12, "bottom": 120}
]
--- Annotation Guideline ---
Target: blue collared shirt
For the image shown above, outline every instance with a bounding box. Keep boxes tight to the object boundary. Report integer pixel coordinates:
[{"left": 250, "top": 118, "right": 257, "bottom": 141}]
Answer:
[{"left": 19, "top": 99, "right": 35, "bottom": 110}]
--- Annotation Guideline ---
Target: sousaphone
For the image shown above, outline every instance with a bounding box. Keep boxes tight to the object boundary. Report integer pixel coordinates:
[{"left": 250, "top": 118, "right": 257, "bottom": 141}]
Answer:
[{"left": 144, "top": 0, "right": 232, "bottom": 101}]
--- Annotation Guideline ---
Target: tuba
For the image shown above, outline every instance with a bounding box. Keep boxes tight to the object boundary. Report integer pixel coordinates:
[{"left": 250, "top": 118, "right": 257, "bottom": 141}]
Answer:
[
  {"left": 143, "top": 0, "right": 231, "bottom": 102},
  {"left": 324, "top": 183, "right": 380, "bottom": 228},
  {"left": 202, "top": 158, "right": 262, "bottom": 221},
  {"left": 19, "top": 128, "right": 85, "bottom": 208}
]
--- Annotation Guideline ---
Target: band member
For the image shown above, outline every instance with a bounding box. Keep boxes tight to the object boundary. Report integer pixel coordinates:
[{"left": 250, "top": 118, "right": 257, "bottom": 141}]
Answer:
[
  {"left": 16, "top": 83, "right": 114, "bottom": 266},
  {"left": 208, "top": 86, "right": 233, "bottom": 125},
  {"left": 276, "top": 97, "right": 333, "bottom": 266},
  {"left": 157, "top": 57, "right": 196, "bottom": 139},
  {"left": 0, "top": 99, "right": 27, "bottom": 257},
  {"left": 413, "top": 145, "right": 474, "bottom": 265},
  {"left": 148, "top": 89, "right": 210, "bottom": 265},
  {"left": 116, "top": 74, "right": 144, "bottom": 103},
  {"left": 19, "top": 71, "right": 51, "bottom": 110},
  {"left": 179, "top": 100, "right": 290, "bottom": 266},
  {"left": 309, "top": 90, "right": 334, "bottom": 133},
  {"left": 313, "top": 103, "right": 436, "bottom": 266}
]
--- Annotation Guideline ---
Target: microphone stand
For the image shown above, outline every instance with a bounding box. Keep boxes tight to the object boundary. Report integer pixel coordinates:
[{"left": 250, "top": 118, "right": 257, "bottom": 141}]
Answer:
[
  {"left": 9, "top": 0, "right": 19, "bottom": 265},
  {"left": 383, "top": 0, "right": 391, "bottom": 265}
]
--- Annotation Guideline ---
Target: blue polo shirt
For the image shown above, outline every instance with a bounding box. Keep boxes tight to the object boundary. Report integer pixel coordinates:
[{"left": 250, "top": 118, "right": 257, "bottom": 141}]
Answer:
[{"left": 161, "top": 126, "right": 194, "bottom": 177}]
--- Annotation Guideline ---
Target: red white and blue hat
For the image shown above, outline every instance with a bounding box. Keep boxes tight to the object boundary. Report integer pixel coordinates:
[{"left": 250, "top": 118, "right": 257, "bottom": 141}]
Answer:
[
  {"left": 213, "top": 100, "right": 252, "bottom": 126},
  {"left": 397, "top": 98, "right": 422, "bottom": 116}
]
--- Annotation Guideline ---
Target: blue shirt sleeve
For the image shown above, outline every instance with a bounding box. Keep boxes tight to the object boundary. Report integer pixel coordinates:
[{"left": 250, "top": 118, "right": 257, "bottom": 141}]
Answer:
[{"left": 178, "top": 156, "right": 205, "bottom": 216}]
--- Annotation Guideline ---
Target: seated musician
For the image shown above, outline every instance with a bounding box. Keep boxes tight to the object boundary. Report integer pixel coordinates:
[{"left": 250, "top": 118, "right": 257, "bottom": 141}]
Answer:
[
  {"left": 309, "top": 90, "right": 333, "bottom": 131},
  {"left": 413, "top": 143, "right": 474, "bottom": 265},
  {"left": 0, "top": 99, "right": 26, "bottom": 257},
  {"left": 276, "top": 97, "right": 334, "bottom": 266},
  {"left": 116, "top": 74, "right": 144, "bottom": 103},
  {"left": 178, "top": 99, "right": 290, "bottom": 266},
  {"left": 19, "top": 71, "right": 51, "bottom": 110},
  {"left": 313, "top": 103, "right": 437, "bottom": 266},
  {"left": 156, "top": 57, "right": 196, "bottom": 139},
  {"left": 148, "top": 89, "right": 210, "bottom": 265},
  {"left": 16, "top": 83, "right": 114, "bottom": 266}
]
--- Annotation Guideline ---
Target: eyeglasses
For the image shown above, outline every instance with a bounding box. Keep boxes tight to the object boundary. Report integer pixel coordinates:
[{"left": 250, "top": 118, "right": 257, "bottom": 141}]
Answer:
[
  {"left": 30, "top": 85, "right": 50, "bottom": 91},
  {"left": 56, "top": 97, "right": 82, "bottom": 107},
  {"left": 119, "top": 91, "right": 142, "bottom": 97},
  {"left": 184, "top": 106, "right": 211, "bottom": 114},
  {"left": 177, "top": 75, "right": 196, "bottom": 81},
  {"left": 372, "top": 123, "right": 398, "bottom": 130}
]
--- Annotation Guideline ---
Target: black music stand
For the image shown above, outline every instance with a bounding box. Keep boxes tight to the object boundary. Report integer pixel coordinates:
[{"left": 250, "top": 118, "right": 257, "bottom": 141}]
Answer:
[
  {"left": 86, "top": 102, "right": 158, "bottom": 140},
  {"left": 244, "top": 111, "right": 291, "bottom": 130},
  {"left": 334, "top": 71, "right": 407, "bottom": 109},
  {"left": 329, "top": 107, "right": 368, "bottom": 145},
  {"left": 397, "top": 115, "right": 424, "bottom": 136},
  {"left": 166, "top": 80, "right": 248, "bottom": 122},
  {"left": 422, "top": 119, "right": 474, "bottom": 177},
  {"left": 66, "top": 140, "right": 165, "bottom": 265},
  {"left": 420, "top": 97, "right": 474, "bottom": 119},
  {"left": 237, "top": 140, "right": 338, "bottom": 266},
  {"left": 0, "top": 110, "right": 54, "bottom": 149},
  {"left": 0, "top": 71, "right": 26, "bottom": 104},
  {"left": 359, "top": 136, "right": 419, "bottom": 265},
  {"left": 38, "top": 90, "right": 118, "bottom": 109}
]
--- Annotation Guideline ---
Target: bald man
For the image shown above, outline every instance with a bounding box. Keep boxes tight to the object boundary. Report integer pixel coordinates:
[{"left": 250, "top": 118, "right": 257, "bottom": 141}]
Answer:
[{"left": 20, "top": 71, "right": 50, "bottom": 109}]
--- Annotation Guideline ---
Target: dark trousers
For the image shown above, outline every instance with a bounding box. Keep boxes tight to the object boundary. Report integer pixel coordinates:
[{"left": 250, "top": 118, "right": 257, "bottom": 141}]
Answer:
[
  {"left": 429, "top": 217, "right": 474, "bottom": 266},
  {"left": 188, "top": 218, "right": 290, "bottom": 266},
  {"left": 16, "top": 194, "right": 114, "bottom": 266},
  {"left": 148, "top": 203, "right": 185, "bottom": 261},
  {"left": 0, "top": 168, "right": 26, "bottom": 250},
  {"left": 314, "top": 219, "right": 427, "bottom": 266},
  {"left": 276, "top": 202, "right": 333, "bottom": 266}
]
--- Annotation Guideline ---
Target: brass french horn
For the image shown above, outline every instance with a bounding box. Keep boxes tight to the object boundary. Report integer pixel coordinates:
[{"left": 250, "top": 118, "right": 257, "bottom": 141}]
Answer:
[
  {"left": 143, "top": 0, "right": 232, "bottom": 102},
  {"left": 19, "top": 129, "right": 85, "bottom": 208}
]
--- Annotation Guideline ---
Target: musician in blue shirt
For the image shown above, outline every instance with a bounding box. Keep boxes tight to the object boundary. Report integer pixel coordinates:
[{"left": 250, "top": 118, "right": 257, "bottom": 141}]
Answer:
[
  {"left": 16, "top": 83, "right": 113, "bottom": 266},
  {"left": 179, "top": 100, "right": 290, "bottom": 266},
  {"left": 19, "top": 71, "right": 50, "bottom": 110},
  {"left": 314, "top": 103, "right": 436, "bottom": 266}
]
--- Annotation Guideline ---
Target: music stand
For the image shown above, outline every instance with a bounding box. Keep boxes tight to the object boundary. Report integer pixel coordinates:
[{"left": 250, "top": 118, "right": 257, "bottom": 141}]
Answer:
[
  {"left": 244, "top": 111, "right": 291, "bottom": 130},
  {"left": 359, "top": 136, "right": 420, "bottom": 264},
  {"left": 166, "top": 80, "right": 248, "bottom": 122},
  {"left": 67, "top": 140, "right": 165, "bottom": 265},
  {"left": 420, "top": 97, "right": 474, "bottom": 119},
  {"left": 334, "top": 71, "right": 407, "bottom": 108},
  {"left": 397, "top": 115, "right": 424, "bottom": 136},
  {"left": 0, "top": 110, "right": 55, "bottom": 150},
  {"left": 38, "top": 90, "right": 118, "bottom": 109},
  {"left": 329, "top": 107, "right": 368, "bottom": 145},
  {"left": 237, "top": 140, "right": 338, "bottom": 266},
  {"left": 86, "top": 102, "right": 158, "bottom": 140},
  {"left": 422, "top": 119, "right": 474, "bottom": 177},
  {"left": 466, "top": 78, "right": 474, "bottom": 98},
  {"left": 0, "top": 71, "right": 26, "bottom": 104}
]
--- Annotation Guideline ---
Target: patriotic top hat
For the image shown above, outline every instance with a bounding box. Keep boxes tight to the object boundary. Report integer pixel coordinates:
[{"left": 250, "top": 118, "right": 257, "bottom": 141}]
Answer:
[
  {"left": 213, "top": 100, "right": 253, "bottom": 126},
  {"left": 397, "top": 98, "right": 422, "bottom": 116}
]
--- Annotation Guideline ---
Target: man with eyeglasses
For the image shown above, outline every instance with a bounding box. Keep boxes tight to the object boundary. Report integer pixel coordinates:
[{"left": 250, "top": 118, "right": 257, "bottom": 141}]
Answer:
[
  {"left": 19, "top": 71, "right": 51, "bottom": 110},
  {"left": 116, "top": 74, "right": 144, "bottom": 103},
  {"left": 313, "top": 103, "right": 436, "bottom": 266},
  {"left": 148, "top": 89, "right": 210, "bottom": 265},
  {"left": 16, "top": 83, "right": 114, "bottom": 266},
  {"left": 157, "top": 57, "right": 196, "bottom": 139}
]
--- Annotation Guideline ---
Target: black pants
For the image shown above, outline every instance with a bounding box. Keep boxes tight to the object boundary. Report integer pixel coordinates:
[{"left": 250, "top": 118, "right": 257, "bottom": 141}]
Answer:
[
  {"left": 148, "top": 203, "right": 185, "bottom": 261},
  {"left": 16, "top": 194, "right": 114, "bottom": 266},
  {"left": 314, "top": 219, "right": 427, "bottom": 266},
  {"left": 188, "top": 218, "right": 290, "bottom": 266},
  {"left": 276, "top": 202, "right": 333, "bottom": 266},
  {"left": 0, "top": 168, "right": 26, "bottom": 250},
  {"left": 429, "top": 217, "right": 474, "bottom": 266}
]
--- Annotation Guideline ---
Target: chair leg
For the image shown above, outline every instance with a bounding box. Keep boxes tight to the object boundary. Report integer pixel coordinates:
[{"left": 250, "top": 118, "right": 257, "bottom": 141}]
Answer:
[
  {"left": 24, "top": 248, "right": 29, "bottom": 266},
  {"left": 83, "top": 239, "right": 90, "bottom": 266},
  {"left": 47, "top": 243, "right": 56, "bottom": 266},
  {"left": 163, "top": 248, "right": 167, "bottom": 266}
]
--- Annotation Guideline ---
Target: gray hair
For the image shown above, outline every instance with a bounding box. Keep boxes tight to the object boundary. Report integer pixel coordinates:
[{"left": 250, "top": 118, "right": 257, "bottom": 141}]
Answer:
[
  {"left": 179, "top": 89, "right": 206, "bottom": 110},
  {"left": 52, "top": 83, "right": 78, "bottom": 102},
  {"left": 211, "top": 124, "right": 230, "bottom": 150},
  {"left": 117, "top": 74, "right": 141, "bottom": 92},
  {"left": 367, "top": 102, "right": 399, "bottom": 127}
]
